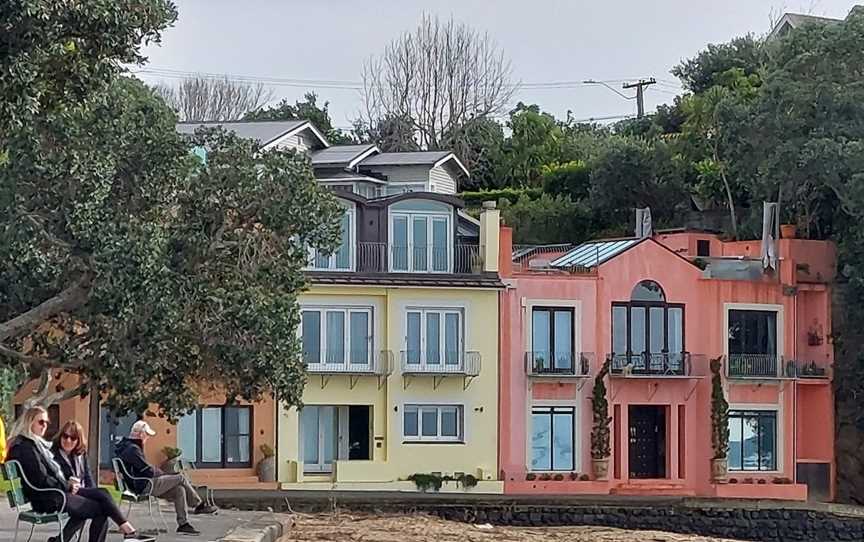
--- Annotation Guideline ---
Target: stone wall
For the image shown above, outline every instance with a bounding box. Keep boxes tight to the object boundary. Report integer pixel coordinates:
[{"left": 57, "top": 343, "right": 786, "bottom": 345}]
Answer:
[{"left": 216, "top": 492, "right": 864, "bottom": 542}]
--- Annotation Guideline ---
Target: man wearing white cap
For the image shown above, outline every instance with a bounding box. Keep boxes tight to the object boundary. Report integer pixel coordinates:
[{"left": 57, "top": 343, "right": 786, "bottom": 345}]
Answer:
[{"left": 115, "top": 420, "right": 217, "bottom": 535}]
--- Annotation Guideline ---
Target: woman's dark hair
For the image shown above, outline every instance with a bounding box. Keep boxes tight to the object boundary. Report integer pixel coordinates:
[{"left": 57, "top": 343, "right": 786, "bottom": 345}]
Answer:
[{"left": 53, "top": 420, "right": 88, "bottom": 455}]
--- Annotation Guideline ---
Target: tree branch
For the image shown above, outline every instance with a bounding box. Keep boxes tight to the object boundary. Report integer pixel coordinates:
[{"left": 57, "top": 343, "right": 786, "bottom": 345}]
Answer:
[{"left": 0, "top": 275, "right": 91, "bottom": 342}]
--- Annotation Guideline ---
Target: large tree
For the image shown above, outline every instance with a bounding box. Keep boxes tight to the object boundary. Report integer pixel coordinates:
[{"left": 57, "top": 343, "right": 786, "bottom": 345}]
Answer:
[
  {"left": 245, "top": 92, "right": 354, "bottom": 144},
  {"left": 1, "top": 1, "right": 342, "bottom": 437},
  {"left": 359, "top": 13, "right": 516, "bottom": 150},
  {"left": 154, "top": 76, "right": 274, "bottom": 121}
]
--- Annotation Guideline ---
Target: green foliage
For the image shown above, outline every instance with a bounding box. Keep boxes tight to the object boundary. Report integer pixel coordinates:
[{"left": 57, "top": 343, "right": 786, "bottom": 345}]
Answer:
[
  {"left": 590, "top": 358, "right": 611, "bottom": 460},
  {"left": 0, "top": 366, "right": 25, "bottom": 419},
  {"left": 500, "top": 194, "right": 591, "bottom": 245},
  {"left": 162, "top": 446, "right": 182, "bottom": 460},
  {"left": 458, "top": 187, "right": 542, "bottom": 207},
  {"left": 245, "top": 92, "right": 353, "bottom": 144},
  {"left": 541, "top": 160, "right": 590, "bottom": 201},
  {"left": 672, "top": 35, "right": 768, "bottom": 93},
  {"left": 710, "top": 357, "right": 729, "bottom": 459},
  {"left": 442, "top": 117, "right": 506, "bottom": 190},
  {"left": 259, "top": 443, "right": 275, "bottom": 458},
  {"left": 499, "top": 103, "right": 565, "bottom": 186}
]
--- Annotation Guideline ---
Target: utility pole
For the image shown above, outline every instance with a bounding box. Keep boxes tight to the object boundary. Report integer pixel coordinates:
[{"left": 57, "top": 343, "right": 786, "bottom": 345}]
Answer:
[{"left": 622, "top": 78, "right": 656, "bottom": 117}]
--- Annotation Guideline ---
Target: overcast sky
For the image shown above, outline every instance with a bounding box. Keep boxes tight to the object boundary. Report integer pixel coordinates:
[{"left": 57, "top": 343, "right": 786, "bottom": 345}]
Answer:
[{"left": 137, "top": 0, "right": 858, "bottom": 128}]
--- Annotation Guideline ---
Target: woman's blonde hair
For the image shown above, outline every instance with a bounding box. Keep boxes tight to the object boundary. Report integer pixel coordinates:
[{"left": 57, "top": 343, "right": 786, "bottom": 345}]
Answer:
[
  {"left": 10, "top": 406, "right": 48, "bottom": 440},
  {"left": 54, "top": 420, "right": 87, "bottom": 455}
]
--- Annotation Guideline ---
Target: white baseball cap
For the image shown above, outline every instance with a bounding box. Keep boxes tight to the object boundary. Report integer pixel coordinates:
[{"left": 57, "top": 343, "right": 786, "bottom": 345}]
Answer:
[{"left": 130, "top": 420, "right": 156, "bottom": 437}]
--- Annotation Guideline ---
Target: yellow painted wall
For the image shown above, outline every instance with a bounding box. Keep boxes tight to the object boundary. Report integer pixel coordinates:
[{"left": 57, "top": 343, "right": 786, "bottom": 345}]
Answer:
[{"left": 277, "top": 284, "right": 500, "bottom": 486}]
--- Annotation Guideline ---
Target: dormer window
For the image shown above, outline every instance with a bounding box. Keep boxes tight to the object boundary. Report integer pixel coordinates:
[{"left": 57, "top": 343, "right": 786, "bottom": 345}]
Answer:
[{"left": 389, "top": 200, "right": 452, "bottom": 273}]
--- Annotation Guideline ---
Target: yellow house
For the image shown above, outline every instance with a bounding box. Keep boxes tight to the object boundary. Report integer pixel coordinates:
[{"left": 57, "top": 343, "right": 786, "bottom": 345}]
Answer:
[{"left": 277, "top": 190, "right": 503, "bottom": 492}]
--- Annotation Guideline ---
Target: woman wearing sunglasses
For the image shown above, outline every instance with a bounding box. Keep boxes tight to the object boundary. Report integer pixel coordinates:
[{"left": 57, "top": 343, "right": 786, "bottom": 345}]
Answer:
[
  {"left": 7, "top": 407, "right": 151, "bottom": 542},
  {"left": 52, "top": 421, "right": 95, "bottom": 489}
]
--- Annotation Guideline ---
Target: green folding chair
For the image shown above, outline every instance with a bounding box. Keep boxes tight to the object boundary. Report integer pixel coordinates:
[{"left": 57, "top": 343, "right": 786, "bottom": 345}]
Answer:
[
  {"left": 2, "top": 459, "right": 73, "bottom": 542},
  {"left": 111, "top": 458, "right": 168, "bottom": 533}
]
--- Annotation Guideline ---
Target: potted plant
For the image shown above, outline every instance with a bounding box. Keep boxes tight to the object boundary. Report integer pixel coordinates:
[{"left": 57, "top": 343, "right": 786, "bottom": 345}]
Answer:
[
  {"left": 710, "top": 357, "right": 729, "bottom": 482},
  {"left": 161, "top": 446, "right": 182, "bottom": 473},
  {"left": 257, "top": 443, "right": 276, "bottom": 482},
  {"left": 780, "top": 224, "right": 797, "bottom": 238},
  {"left": 590, "top": 358, "right": 612, "bottom": 480}
]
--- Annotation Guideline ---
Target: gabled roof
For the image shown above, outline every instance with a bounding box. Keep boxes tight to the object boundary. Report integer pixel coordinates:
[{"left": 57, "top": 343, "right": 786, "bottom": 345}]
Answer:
[
  {"left": 360, "top": 151, "right": 470, "bottom": 177},
  {"left": 175, "top": 120, "right": 329, "bottom": 149},
  {"left": 768, "top": 10, "right": 848, "bottom": 39},
  {"left": 551, "top": 238, "right": 640, "bottom": 268},
  {"left": 311, "top": 144, "right": 379, "bottom": 168}
]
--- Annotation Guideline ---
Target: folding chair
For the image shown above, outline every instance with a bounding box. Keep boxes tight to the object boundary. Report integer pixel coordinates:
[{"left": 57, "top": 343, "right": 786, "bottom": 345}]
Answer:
[
  {"left": 2, "top": 459, "right": 75, "bottom": 542},
  {"left": 111, "top": 458, "right": 168, "bottom": 534}
]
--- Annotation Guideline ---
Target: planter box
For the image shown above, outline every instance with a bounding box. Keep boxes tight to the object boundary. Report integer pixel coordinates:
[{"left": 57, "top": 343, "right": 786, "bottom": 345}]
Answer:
[
  {"left": 505, "top": 480, "right": 611, "bottom": 494},
  {"left": 714, "top": 482, "right": 808, "bottom": 501}
]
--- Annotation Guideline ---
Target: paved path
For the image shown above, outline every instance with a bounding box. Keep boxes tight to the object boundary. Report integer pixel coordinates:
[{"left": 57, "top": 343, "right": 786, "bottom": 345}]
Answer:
[{"left": 0, "top": 501, "right": 281, "bottom": 542}]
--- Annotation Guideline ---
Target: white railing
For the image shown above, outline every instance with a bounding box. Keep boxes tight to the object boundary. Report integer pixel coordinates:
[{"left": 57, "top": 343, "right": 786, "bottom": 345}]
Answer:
[
  {"left": 305, "top": 350, "right": 393, "bottom": 375},
  {"left": 400, "top": 350, "right": 481, "bottom": 376}
]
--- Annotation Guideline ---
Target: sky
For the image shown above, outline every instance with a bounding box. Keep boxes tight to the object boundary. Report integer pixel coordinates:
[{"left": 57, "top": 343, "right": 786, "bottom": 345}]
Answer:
[{"left": 137, "top": 0, "right": 859, "bottom": 129}]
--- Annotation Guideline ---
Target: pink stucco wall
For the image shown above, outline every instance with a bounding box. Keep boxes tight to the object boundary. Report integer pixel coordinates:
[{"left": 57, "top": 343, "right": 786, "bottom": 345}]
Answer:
[{"left": 500, "top": 232, "right": 835, "bottom": 500}]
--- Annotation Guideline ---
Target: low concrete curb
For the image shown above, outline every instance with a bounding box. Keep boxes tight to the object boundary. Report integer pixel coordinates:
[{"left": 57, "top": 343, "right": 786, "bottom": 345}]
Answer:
[{"left": 217, "top": 515, "right": 290, "bottom": 542}]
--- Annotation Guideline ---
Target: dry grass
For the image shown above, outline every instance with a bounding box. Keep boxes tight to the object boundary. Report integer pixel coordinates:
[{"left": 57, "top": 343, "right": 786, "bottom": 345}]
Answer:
[{"left": 281, "top": 512, "right": 745, "bottom": 542}]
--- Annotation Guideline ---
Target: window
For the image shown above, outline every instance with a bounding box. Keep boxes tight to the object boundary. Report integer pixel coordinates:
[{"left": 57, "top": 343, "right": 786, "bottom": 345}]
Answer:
[
  {"left": 301, "top": 307, "right": 372, "bottom": 368},
  {"left": 611, "top": 281, "right": 685, "bottom": 374},
  {"left": 530, "top": 406, "right": 575, "bottom": 471},
  {"left": 306, "top": 208, "right": 353, "bottom": 271},
  {"left": 391, "top": 211, "right": 451, "bottom": 272},
  {"left": 405, "top": 308, "right": 463, "bottom": 368},
  {"left": 177, "top": 406, "right": 252, "bottom": 468},
  {"left": 403, "top": 405, "right": 463, "bottom": 442},
  {"left": 728, "top": 410, "right": 777, "bottom": 471},
  {"left": 530, "top": 307, "right": 575, "bottom": 373},
  {"left": 96, "top": 407, "right": 138, "bottom": 468},
  {"left": 697, "top": 239, "right": 711, "bottom": 257},
  {"left": 728, "top": 310, "right": 778, "bottom": 376}
]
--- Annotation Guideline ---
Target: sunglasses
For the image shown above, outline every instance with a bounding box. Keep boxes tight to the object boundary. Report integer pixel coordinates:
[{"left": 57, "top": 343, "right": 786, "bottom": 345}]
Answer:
[
  {"left": 36, "top": 419, "right": 49, "bottom": 427},
  {"left": 61, "top": 433, "right": 79, "bottom": 441}
]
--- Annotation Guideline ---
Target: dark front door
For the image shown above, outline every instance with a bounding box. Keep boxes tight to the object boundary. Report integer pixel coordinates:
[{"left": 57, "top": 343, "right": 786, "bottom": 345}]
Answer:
[
  {"left": 348, "top": 406, "right": 371, "bottom": 460},
  {"left": 628, "top": 405, "right": 667, "bottom": 479}
]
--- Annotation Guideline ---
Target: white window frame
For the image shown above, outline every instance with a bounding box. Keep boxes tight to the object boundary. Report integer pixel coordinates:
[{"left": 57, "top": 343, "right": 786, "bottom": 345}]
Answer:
[
  {"left": 300, "top": 306, "right": 373, "bottom": 369},
  {"left": 723, "top": 303, "right": 784, "bottom": 360},
  {"left": 305, "top": 204, "right": 355, "bottom": 272},
  {"left": 389, "top": 210, "right": 452, "bottom": 273},
  {"left": 726, "top": 403, "right": 783, "bottom": 474},
  {"left": 402, "top": 404, "right": 464, "bottom": 443},
  {"left": 404, "top": 308, "right": 464, "bottom": 369}
]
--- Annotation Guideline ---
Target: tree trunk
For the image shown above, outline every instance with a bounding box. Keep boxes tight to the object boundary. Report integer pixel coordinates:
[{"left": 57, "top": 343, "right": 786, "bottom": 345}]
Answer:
[
  {"left": 715, "top": 147, "right": 738, "bottom": 240},
  {"left": 87, "top": 383, "right": 101, "bottom": 478}
]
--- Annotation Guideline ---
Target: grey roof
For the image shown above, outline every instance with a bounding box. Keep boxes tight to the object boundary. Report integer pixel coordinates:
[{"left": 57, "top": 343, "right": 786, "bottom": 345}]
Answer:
[
  {"left": 551, "top": 239, "right": 640, "bottom": 268},
  {"left": 784, "top": 12, "right": 843, "bottom": 26},
  {"left": 360, "top": 151, "right": 452, "bottom": 167},
  {"left": 311, "top": 144, "right": 377, "bottom": 166},
  {"left": 176, "top": 120, "right": 307, "bottom": 147}
]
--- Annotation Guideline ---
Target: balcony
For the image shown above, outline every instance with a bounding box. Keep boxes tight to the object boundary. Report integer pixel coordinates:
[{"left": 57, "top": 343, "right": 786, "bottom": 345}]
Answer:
[
  {"left": 608, "top": 352, "right": 693, "bottom": 377},
  {"left": 400, "top": 350, "right": 481, "bottom": 390},
  {"left": 304, "top": 350, "right": 394, "bottom": 389},
  {"left": 788, "top": 358, "right": 831, "bottom": 379},
  {"left": 725, "top": 353, "right": 781, "bottom": 379},
  {"left": 357, "top": 242, "right": 483, "bottom": 274},
  {"left": 525, "top": 352, "right": 592, "bottom": 378}
]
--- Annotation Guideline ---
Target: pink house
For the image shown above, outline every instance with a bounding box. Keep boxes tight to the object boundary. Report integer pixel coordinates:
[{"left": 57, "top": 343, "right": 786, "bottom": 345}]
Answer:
[{"left": 499, "top": 226, "right": 835, "bottom": 501}]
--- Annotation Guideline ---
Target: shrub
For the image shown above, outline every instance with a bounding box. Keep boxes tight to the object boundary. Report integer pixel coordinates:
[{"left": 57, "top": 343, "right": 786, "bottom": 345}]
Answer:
[
  {"left": 591, "top": 358, "right": 612, "bottom": 459},
  {"left": 458, "top": 187, "right": 542, "bottom": 207},
  {"left": 162, "top": 446, "right": 182, "bottom": 460},
  {"left": 710, "top": 357, "right": 729, "bottom": 460},
  {"left": 259, "top": 443, "right": 275, "bottom": 458},
  {"left": 579, "top": 474, "right": 591, "bottom": 481},
  {"left": 553, "top": 473, "right": 564, "bottom": 481},
  {"left": 526, "top": 473, "right": 537, "bottom": 481}
]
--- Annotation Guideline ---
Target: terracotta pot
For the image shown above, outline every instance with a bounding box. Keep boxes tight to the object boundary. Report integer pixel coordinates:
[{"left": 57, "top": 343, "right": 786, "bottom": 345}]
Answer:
[
  {"left": 711, "top": 457, "right": 728, "bottom": 482},
  {"left": 780, "top": 224, "right": 797, "bottom": 239},
  {"left": 592, "top": 458, "right": 609, "bottom": 481}
]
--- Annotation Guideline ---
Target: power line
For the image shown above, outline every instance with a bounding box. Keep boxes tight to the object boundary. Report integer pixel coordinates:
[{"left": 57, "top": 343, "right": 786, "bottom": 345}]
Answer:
[{"left": 622, "top": 78, "right": 657, "bottom": 117}]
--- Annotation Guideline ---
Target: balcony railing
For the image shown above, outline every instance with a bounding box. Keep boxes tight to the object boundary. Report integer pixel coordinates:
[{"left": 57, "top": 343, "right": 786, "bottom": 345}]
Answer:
[
  {"left": 304, "top": 349, "right": 393, "bottom": 375},
  {"left": 356, "top": 242, "right": 483, "bottom": 274},
  {"left": 400, "top": 350, "right": 481, "bottom": 376},
  {"left": 725, "top": 353, "right": 781, "bottom": 378},
  {"left": 525, "top": 352, "right": 592, "bottom": 377},
  {"left": 608, "top": 352, "right": 692, "bottom": 376},
  {"left": 788, "top": 358, "right": 831, "bottom": 379}
]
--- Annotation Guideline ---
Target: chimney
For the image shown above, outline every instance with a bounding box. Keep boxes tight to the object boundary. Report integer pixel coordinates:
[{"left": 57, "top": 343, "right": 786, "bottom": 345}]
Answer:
[
  {"left": 635, "top": 207, "right": 653, "bottom": 238},
  {"left": 479, "top": 200, "right": 500, "bottom": 273}
]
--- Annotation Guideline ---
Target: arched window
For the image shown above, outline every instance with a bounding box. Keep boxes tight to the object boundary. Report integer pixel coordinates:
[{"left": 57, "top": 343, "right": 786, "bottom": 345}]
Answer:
[
  {"left": 630, "top": 280, "right": 665, "bottom": 302},
  {"left": 611, "top": 280, "right": 686, "bottom": 375}
]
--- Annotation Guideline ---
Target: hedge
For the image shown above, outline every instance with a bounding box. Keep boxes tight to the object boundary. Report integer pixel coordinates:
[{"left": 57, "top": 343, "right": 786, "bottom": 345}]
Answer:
[{"left": 457, "top": 187, "right": 542, "bottom": 207}]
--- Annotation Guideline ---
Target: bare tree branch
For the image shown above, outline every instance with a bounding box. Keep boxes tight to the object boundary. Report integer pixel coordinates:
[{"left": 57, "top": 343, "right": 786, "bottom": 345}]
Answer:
[
  {"left": 0, "top": 276, "right": 91, "bottom": 343},
  {"left": 359, "top": 13, "right": 517, "bottom": 150},
  {"left": 154, "top": 76, "right": 275, "bottom": 122}
]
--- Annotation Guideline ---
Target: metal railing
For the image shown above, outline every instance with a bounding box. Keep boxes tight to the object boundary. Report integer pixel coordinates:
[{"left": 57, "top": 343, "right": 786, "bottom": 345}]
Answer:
[
  {"left": 305, "top": 349, "right": 393, "bottom": 375},
  {"left": 525, "top": 352, "right": 592, "bottom": 376},
  {"left": 356, "top": 242, "right": 483, "bottom": 274},
  {"left": 725, "top": 353, "right": 781, "bottom": 378},
  {"left": 400, "top": 350, "right": 481, "bottom": 376},
  {"left": 787, "top": 358, "right": 831, "bottom": 379},
  {"left": 608, "top": 352, "right": 692, "bottom": 376}
]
